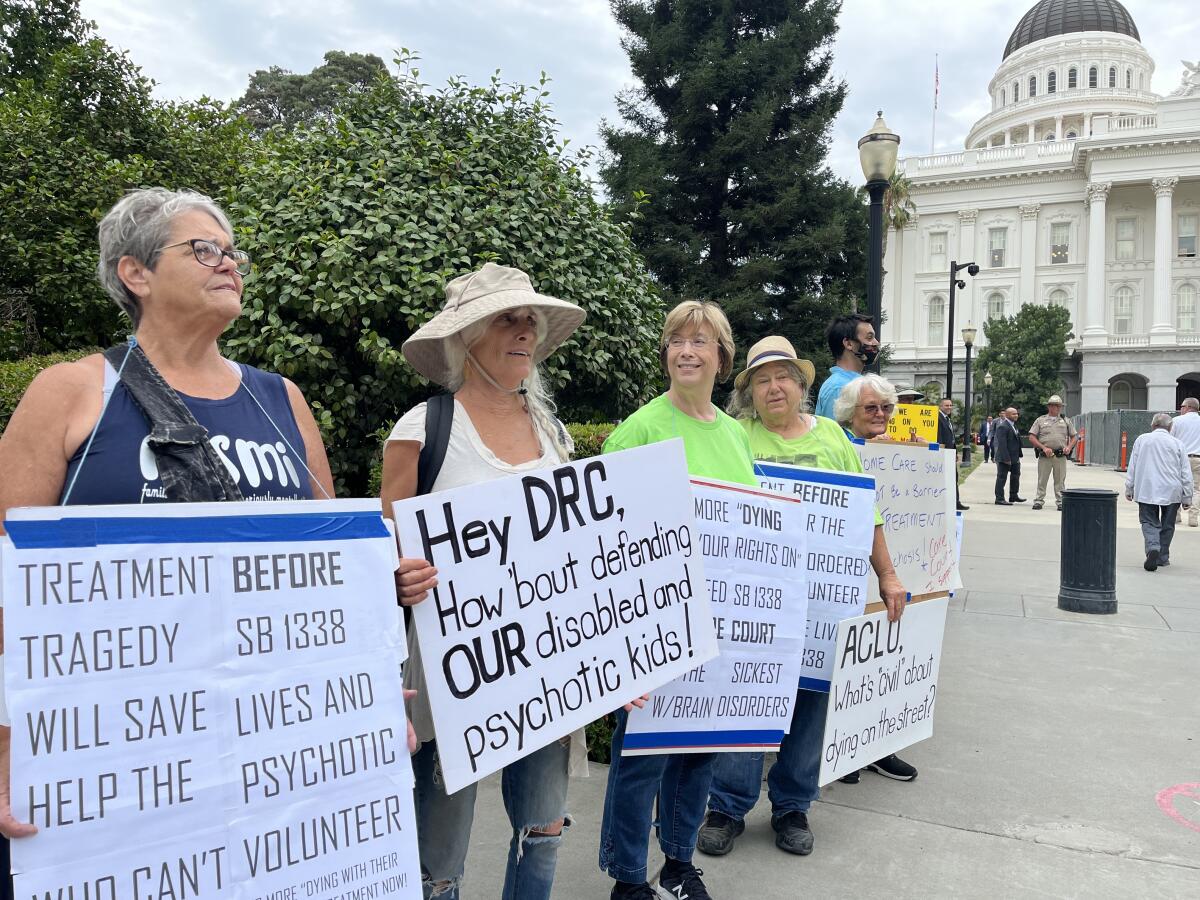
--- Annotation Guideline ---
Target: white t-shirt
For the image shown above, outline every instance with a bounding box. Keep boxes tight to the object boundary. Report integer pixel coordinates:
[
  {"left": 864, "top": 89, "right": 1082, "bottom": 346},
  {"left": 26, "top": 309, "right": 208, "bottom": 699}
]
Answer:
[
  {"left": 388, "top": 399, "right": 588, "bottom": 776},
  {"left": 1171, "top": 411, "right": 1200, "bottom": 455}
]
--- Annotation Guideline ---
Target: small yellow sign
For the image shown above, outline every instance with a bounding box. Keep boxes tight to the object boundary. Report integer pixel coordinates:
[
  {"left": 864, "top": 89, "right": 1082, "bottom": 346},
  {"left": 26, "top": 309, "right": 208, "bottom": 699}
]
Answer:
[{"left": 886, "top": 403, "right": 939, "bottom": 444}]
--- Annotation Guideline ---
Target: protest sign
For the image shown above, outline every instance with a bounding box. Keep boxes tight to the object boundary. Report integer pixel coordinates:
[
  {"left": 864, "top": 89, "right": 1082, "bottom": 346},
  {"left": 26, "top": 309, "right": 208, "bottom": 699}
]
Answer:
[
  {"left": 391, "top": 440, "right": 717, "bottom": 793},
  {"left": 886, "top": 403, "right": 938, "bottom": 444},
  {"left": 818, "top": 596, "right": 948, "bottom": 785},
  {"left": 622, "top": 479, "right": 808, "bottom": 754},
  {"left": 854, "top": 441, "right": 958, "bottom": 597},
  {"left": 754, "top": 463, "right": 875, "bottom": 691},
  {"left": 1, "top": 499, "right": 420, "bottom": 899}
]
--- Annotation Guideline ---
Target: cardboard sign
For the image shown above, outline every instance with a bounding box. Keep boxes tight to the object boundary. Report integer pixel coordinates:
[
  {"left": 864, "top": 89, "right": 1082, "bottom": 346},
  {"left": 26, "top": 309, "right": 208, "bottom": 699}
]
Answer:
[
  {"left": 818, "top": 596, "right": 948, "bottom": 785},
  {"left": 622, "top": 479, "right": 808, "bottom": 754},
  {"left": 886, "top": 403, "right": 938, "bottom": 444},
  {"left": 753, "top": 462, "right": 876, "bottom": 691},
  {"left": 1, "top": 500, "right": 421, "bottom": 899},
  {"left": 391, "top": 440, "right": 718, "bottom": 793}
]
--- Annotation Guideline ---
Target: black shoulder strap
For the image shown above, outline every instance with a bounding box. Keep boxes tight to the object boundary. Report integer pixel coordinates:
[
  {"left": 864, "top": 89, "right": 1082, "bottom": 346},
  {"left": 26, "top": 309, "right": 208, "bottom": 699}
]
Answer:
[{"left": 417, "top": 394, "right": 454, "bottom": 495}]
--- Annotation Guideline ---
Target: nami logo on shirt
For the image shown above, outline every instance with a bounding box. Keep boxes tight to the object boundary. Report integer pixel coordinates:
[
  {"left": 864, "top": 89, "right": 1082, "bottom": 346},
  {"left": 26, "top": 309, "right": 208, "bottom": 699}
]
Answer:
[{"left": 138, "top": 434, "right": 303, "bottom": 501}]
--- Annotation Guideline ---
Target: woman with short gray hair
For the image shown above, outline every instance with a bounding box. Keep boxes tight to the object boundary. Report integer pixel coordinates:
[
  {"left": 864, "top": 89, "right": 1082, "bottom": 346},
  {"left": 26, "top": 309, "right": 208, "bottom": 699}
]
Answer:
[{"left": 833, "top": 373, "right": 899, "bottom": 435}]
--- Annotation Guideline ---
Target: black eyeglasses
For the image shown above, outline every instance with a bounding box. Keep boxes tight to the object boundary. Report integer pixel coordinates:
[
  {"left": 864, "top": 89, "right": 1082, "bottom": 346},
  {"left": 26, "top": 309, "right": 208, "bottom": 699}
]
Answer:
[{"left": 158, "top": 239, "right": 252, "bottom": 276}]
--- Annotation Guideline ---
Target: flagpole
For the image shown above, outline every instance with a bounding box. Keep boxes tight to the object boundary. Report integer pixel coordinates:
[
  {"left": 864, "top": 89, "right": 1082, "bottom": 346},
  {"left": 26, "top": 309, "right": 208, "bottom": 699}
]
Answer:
[{"left": 931, "top": 54, "right": 938, "bottom": 154}]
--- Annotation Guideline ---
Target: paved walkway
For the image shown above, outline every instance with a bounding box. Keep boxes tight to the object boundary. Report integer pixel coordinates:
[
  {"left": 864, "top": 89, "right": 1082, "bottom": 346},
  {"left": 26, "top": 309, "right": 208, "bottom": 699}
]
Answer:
[{"left": 461, "top": 462, "right": 1200, "bottom": 898}]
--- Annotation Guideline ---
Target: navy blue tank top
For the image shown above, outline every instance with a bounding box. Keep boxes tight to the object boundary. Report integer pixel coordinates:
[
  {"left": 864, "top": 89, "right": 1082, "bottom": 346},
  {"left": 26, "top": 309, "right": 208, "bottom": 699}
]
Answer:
[{"left": 62, "top": 361, "right": 315, "bottom": 505}]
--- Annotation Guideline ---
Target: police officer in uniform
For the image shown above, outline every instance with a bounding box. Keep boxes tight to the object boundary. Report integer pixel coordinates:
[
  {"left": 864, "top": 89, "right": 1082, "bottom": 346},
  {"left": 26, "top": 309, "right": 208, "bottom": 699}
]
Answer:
[{"left": 1028, "top": 394, "right": 1078, "bottom": 510}]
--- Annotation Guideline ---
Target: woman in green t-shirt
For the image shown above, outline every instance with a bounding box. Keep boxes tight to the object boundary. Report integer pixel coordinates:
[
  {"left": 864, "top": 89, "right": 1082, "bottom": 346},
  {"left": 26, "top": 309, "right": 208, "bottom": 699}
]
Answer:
[{"left": 696, "top": 336, "right": 913, "bottom": 863}]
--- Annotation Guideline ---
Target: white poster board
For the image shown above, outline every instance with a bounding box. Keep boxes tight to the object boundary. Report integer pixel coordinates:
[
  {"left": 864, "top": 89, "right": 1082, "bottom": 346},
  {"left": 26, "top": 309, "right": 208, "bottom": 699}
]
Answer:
[
  {"left": 623, "top": 479, "right": 807, "bottom": 754},
  {"left": 853, "top": 441, "right": 958, "bottom": 596},
  {"left": 1, "top": 499, "right": 420, "bottom": 899},
  {"left": 753, "top": 462, "right": 876, "bottom": 692},
  {"left": 391, "top": 440, "right": 718, "bottom": 793},
  {"left": 818, "top": 596, "right": 949, "bottom": 785}
]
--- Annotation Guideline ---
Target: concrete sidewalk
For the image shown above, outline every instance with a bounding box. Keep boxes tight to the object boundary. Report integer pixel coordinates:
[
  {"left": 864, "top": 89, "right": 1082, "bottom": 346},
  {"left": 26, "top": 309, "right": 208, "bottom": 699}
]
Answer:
[{"left": 461, "top": 462, "right": 1200, "bottom": 898}]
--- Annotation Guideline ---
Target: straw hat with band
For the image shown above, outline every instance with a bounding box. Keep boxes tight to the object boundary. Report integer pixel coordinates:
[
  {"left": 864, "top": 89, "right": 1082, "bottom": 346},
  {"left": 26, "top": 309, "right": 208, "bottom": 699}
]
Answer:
[
  {"left": 402, "top": 262, "right": 586, "bottom": 388},
  {"left": 734, "top": 336, "right": 816, "bottom": 393},
  {"left": 1046, "top": 394, "right": 1064, "bottom": 406}
]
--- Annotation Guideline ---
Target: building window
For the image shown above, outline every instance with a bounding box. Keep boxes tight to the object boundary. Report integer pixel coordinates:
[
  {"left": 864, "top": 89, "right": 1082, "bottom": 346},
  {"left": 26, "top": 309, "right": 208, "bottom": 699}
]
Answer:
[
  {"left": 1089, "top": 66, "right": 1098, "bottom": 88},
  {"left": 1126, "top": 69, "right": 1132, "bottom": 89},
  {"left": 987, "top": 292, "right": 1005, "bottom": 320},
  {"left": 1028, "top": 75, "right": 1037, "bottom": 97},
  {"left": 929, "top": 296, "right": 945, "bottom": 346},
  {"left": 989, "top": 228, "right": 1007, "bottom": 267},
  {"left": 1179, "top": 215, "right": 1198, "bottom": 258},
  {"left": 1066, "top": 130, "right": 1078, "bottom": 140},
  {"left": 1179, "top": 284, "right": 1198, "bottom": 332},
  {"left": 929, "top": 231, "right": 947, "bottom": 272},
  {"left": 1115, "top": 218, "right": 1136, "bottom": 261},
  {"left": 1001, "top": 88, "right": 1006, "bottom": 106},
  {"left": 1045, "top": 133, "right": 1056, "bottom": 142},
  {"left": 1051, "top": 223, "right": 1070, "bottom": 264},
  {"left": 1013, "top": 81, "right": 1020, "bottom": 102},
  {"left": 1113, "top": 286, "right": 1133, "bottom": 334},
  {"left": 1048, "top": 70, "right": 1057, "bottom": 93},
  {"left": 1109, "top": 379, "right": 1132, "bottom": 409},
  {"left": 1068, "top": 67, "right": 1078, "bottom": 89},
  {"left": 1049, "top": 289, "right": 1068, "bottom": 307},
  {"left": 1109, "top": 66, "right": 1117, "bottom": 88}
]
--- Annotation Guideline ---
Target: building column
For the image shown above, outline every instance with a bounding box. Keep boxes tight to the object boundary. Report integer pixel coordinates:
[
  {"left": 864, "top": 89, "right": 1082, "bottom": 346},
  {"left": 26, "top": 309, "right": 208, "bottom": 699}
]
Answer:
[
  {"left": 956, "top": 209, "right": 979, "bottom": 334},
  {"left": 1055, "top": 115, "right": 1063, "bottom": 140},
  {"left": 1150, "top": 176, "right": 1179, "bottom": 342},
  {"left": 1027, "top": 122, "right": 1036, "bottom": 143},
  {"left": 1004, "top": 128, "right": 1012, "bottom": 146},
  {"left": 1082, "top": 182, "right": 1111, "bottom": 347},
  {"left": 898, "top": 215, "right": 920, "bottom": 348},
  {"left": 1019, "top": 204, "right": 1040, "bottom": 306}
]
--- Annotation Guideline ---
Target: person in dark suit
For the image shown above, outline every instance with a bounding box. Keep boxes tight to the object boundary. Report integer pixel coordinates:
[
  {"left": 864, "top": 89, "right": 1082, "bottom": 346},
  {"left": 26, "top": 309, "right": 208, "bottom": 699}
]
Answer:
[
  {"left": 993, "top": 407, "right": 1027, "bottom": 504},
  {"left": 980, "top": 416, "right": 994, "bottom": 463},
  {"left": 939, "top": 399, "right": 968, "bottom": 511}
]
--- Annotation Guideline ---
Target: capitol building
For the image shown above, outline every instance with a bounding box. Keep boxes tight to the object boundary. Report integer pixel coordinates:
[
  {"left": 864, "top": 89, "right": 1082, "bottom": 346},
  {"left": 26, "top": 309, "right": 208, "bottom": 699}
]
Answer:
[{"left": 882, "top": 0, "right": 1200, "bottom": 414}]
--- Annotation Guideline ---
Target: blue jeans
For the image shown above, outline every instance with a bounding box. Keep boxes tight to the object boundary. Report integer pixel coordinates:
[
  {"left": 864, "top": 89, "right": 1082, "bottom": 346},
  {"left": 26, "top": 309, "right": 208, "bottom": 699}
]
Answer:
[
  {"left": 599, "top": 709, "right": 716, "bottom": 882},
  {"left": 707, "top": 688, "right": 828, "bottom": 821},
  {"left": 412, "top": 737, "right": 570, "bottom": 900}
]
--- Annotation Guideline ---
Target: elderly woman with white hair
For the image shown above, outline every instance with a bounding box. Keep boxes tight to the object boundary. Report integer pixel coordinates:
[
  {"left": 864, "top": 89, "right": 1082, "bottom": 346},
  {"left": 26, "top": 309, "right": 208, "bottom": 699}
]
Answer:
[
  {"left": 834, "top": 372, "right": 901, "bottom": 442},
  {"left": 696, "top": 343, "right": 910, "bottom": 862}
]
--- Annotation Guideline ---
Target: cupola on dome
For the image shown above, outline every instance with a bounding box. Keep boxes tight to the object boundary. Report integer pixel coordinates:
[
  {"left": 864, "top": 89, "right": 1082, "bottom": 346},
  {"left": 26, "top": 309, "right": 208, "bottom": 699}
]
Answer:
[{"left": 1003, "top": 0, "right": 1140, "bottom": 59}]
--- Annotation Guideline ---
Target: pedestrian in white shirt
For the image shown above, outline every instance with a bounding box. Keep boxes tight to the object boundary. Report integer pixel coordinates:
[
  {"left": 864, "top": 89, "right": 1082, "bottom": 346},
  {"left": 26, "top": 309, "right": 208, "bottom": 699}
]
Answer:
[
  {"left": 1125, "top": 413, "right": 1193, "bottom": 571},
  {"left": 1171, "top": 397, "right": 1200, "bottom": 527}
]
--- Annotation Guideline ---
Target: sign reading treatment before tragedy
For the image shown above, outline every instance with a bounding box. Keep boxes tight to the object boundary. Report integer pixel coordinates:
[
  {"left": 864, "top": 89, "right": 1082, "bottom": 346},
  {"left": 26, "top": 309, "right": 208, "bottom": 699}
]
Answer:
[
  {"left": 392, "top": 440, "right": 718, "bottom": 793},
  {"left": 818, "top": 596, "right": 949, "bottom": 785},
  {"left": 1, "top": 500, "right": 420, "bottom": 899},
  {"left": 622, "top": 479, "right": 808, "bottom": 754},
  {"left": 753, "top": 462, "right": 875, "bottom": 692}
]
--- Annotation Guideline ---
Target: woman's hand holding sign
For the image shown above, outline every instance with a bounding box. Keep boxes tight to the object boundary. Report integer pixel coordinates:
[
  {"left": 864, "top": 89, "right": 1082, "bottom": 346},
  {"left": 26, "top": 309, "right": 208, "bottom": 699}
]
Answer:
[{"left": 396, "top": 556, "right": 438, "bottom": 606}]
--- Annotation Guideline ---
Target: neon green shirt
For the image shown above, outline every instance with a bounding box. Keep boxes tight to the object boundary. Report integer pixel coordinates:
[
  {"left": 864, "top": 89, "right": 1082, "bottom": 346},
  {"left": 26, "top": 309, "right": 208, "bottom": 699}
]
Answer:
[{"left": 603, "top": 394, "right": 756, "bottom": 486}]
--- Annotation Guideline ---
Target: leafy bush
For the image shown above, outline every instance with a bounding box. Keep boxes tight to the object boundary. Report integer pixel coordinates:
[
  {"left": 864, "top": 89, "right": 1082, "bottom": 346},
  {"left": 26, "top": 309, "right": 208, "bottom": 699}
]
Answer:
[
  {"left": 0, "top": 348, "right": 96, "bottom": 435},
  {"left": 586, "top": 714, "right": 616, "bottom": 764}
]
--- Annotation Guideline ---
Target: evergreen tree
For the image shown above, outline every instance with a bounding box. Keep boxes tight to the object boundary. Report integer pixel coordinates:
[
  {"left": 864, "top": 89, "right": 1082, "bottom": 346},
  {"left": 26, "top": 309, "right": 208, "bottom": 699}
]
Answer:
[
  {"left": 601, "top": 0, "right": 867, "bottom": 368},
  {"left": 236, "top": 50, "right": 389, "bottom": 130}
]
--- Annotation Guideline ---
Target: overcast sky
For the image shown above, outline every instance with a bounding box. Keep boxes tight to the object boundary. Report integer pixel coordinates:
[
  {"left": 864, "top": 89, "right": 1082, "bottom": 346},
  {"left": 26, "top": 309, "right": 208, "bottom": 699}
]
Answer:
[{"left": 79, "top": 0, "right": 1199, "bottom": 188}]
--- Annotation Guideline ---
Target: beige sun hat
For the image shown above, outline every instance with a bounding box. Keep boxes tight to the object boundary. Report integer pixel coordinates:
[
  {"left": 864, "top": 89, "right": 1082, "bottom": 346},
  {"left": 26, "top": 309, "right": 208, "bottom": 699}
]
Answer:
[
  {"left": 734, "top": 336, "right": 817, "bottom": 392},
  {"left": 1047, "top": 394, "right": 1064, "bottom": 405},
  {"left": 402, "top": 263, "right": 586, "bottom": 387}
]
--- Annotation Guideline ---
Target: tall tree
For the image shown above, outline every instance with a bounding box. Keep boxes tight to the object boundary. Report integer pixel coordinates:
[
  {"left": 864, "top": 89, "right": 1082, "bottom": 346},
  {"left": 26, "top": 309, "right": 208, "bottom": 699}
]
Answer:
[
  {"left": 236, "top": 50, "right": 388, "bottom": 130},
  {"left": 974, "top": 304, "right": 1073, "bottom": 431},
  {"left": 601, "top": 0, "right": 867, "bottom": 367},
  {"left": 0, "top": 0, "right": 89, "bottom": 87}
]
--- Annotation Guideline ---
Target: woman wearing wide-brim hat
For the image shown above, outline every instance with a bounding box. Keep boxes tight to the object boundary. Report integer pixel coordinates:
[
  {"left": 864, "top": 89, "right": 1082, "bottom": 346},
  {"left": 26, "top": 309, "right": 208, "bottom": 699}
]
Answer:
[
  {"left": 382, "top": 262, "right": 609, "bottom": 900},
  {"left": 696, "top": 337, "right": 912, "bottom": 862}
]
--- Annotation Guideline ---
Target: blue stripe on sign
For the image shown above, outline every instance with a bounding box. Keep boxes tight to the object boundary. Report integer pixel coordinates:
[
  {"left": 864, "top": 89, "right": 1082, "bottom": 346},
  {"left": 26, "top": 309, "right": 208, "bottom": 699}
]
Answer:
[
  {"left": 929, "top": 443, "right": 942, "bottom": 451},
  {"left": 5, "top": 511, "right": 389, "bottom": 549},
  {"left": 755, "top": 463, "right": 874, "bottom": 491},
  {"left": 798, "top": 676, "right": 831, "bottom": 693},
  {"left": 623, "top": 729, "right": 784, "bottom": 750}
]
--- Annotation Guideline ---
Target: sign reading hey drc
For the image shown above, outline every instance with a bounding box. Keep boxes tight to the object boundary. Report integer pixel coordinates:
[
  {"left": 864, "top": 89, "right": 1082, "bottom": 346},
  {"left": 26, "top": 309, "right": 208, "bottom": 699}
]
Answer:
[
  {"left": 393, "top": 440, "right": 717, "bottom": 793},
  {"left": 1, "top": 500, "right": 421, "bottom": 899}
]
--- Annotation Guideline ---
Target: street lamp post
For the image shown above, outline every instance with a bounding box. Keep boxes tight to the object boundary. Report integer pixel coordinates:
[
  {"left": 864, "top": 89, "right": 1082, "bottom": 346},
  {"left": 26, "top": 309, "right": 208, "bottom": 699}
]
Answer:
[
  {"left": 945, "top": 260, "right": 979, "bottom": 400},
  {"left": 858, "top": 111, "right": 900, "bottom": 368},
  {"left": 961, "top": 325, "right": 977, "bottom": 465},
  {"left": 984, "top": 371, "right": 993, "bottom": 419}
]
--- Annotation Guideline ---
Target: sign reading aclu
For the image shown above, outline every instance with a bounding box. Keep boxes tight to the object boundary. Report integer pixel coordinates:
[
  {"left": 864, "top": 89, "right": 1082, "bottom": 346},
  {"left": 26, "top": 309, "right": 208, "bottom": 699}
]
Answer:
[
  {"left": 392, "top": 440, "right": 717, "bottom": 793},
  {"left": 854, "top": 441, "right": 957, "bottom": 596},
  {"left": 753, "top": 463, "right": 875, "bottom": 691},
  {"left": 1, "top": 500, "right": 420, "bottom": 899},
  {"left": 623, "top": 479, "right": 808, "bottom": 754},
  {"left": 818, "top": 597, "right": 948, "bottom": 785}
]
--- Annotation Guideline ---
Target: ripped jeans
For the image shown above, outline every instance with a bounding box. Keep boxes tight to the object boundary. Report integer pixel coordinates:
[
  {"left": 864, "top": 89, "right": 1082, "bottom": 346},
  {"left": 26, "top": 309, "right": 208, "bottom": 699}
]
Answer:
[{"left": 412, "top": 737, "right": 570, "bottom": 900}]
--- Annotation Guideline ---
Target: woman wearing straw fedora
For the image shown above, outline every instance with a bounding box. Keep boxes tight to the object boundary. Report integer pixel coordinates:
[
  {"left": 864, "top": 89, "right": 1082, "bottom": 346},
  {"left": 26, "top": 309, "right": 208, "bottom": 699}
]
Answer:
[
  {"left": 694, "top": 338, "right": 911, "bottom": 862},
  {"left": 382, "top": 262, "right": 636, "bottom": 900}
]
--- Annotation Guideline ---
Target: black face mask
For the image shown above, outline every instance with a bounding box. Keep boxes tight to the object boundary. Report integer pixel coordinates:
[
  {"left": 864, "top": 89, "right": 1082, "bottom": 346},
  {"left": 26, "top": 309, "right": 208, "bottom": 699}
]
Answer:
[{"left": 852, "top": 341, "right": 879, "bottom": 366}]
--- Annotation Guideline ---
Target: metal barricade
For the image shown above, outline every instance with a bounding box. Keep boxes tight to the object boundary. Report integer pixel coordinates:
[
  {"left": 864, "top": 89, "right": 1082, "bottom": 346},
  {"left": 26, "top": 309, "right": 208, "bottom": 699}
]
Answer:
[{"left": 1070, "top": 410, "right": 1157, "bottom": 467}]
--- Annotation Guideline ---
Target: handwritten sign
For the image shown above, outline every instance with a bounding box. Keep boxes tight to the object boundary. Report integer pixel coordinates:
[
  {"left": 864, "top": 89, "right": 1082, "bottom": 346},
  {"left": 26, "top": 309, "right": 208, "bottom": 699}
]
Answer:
[
  {"left": 1, "top": 500, "right": 421, "bottom": 899},
  {"left": 818, "top": 596, "right": 948, "bottom": 785},
  {"left": 391, "top": 440, "right": 718, "bottom": 793},
  {"left": 853, "top": 441, "right": 957, "bottom": 596},
  {"left": 886, "top": 403, "right": 938, "bottom": 444},
  {"left": 622, "top": 479, "right": 808, "bottom": 754},
  {"left": 753, "top": 463, "right": 875, "bottom": 691}
]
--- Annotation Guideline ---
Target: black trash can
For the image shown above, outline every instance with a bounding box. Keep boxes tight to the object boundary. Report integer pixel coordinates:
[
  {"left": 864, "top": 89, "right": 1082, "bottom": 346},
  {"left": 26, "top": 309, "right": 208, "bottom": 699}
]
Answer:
[{"left": 1058, "top": 488, "right": 1118, "bottom": 614}]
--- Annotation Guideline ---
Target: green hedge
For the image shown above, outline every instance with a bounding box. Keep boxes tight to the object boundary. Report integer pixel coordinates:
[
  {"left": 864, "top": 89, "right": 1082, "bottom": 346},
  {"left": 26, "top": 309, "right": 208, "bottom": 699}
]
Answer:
[{"left": 0, "top": 349, "right": 97, "bottom": 436}]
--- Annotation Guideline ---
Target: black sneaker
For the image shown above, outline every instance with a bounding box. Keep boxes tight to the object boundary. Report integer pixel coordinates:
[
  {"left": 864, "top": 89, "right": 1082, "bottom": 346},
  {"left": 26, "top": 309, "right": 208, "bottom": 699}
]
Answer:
[
  {"left": 696, "top": 810, "right": 745, "bottom": 856},
  {"left": 838, "top": 769, "right": 861, "bottom": 784},
  {"left": 1145, "top": 549, "right": 1160, "bottom": 571},
  {"left": 612, "top": 882, "right": 658, "bottom": 900},
  {"left": 654, "top": 862, "right": 711, "bottom": 900},
  {"left": 866, "top": 754, "right": 918, "bottom": 781},
  {"left": 771, "top": 810, "right": 814, "bottom": 855}
]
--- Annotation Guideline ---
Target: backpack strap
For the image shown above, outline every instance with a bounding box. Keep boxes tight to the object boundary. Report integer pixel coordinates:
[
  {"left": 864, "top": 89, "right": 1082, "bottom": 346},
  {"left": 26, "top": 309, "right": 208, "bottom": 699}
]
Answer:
[{"left": 417, "top": 394, "right": 454, "bottom": 495}]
